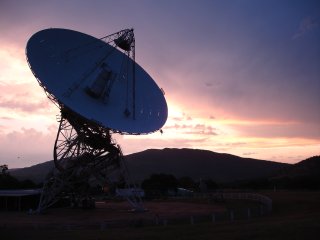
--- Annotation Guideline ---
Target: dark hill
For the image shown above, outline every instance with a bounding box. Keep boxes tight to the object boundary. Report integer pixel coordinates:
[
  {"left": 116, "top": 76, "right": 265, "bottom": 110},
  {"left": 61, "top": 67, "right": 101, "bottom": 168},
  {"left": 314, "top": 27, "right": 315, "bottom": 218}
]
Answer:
[
  {"left": 126, "top": 148, "right": 289, "bottom": 182},
  {"left": 9, "top": 161, "right": 54, "bottom": 184},
  {"left": 289, "top": 156, "right": 320, "bottom": 176},
  {"left": 271, "top": 156, "right": 320, "bottom": 189},
  {"left": 9, "top": 148, "right": 290, "bottom": 184},
  {"left": 273, "top": 156, "right": 320, "bottom": 178}
]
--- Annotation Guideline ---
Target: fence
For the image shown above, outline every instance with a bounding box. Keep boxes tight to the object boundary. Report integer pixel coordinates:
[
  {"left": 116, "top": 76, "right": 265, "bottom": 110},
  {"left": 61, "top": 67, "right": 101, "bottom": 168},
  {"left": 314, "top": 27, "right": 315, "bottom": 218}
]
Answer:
[
  {"left": 195, "top": 192, "right": 273, "bottom": 212},
  {"left": 0, "top": 192, "right": 272, "bottom": 230}
]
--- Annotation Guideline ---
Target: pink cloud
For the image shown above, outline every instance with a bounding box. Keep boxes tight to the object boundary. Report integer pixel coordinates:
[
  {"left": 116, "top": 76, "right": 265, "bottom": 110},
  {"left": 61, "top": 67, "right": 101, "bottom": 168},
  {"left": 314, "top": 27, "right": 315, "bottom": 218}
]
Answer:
[
  {"left": 116, "top": 135, "right": 210, "bottom": 156},
  {"left": 0, "top": 82, "right": 54, "bottom": 114},
  {"left": 164, "top": 123, "right": 219, "bottom": 136},
  {"left": 0, "top": 97, "right": 50, "bottom": 113},
  {"left": 242, "top": 152, "right": 257, "bottom": 156},
  {"left": 231, "top": 122, "right": 320, "bottom": 140},
  {"left": 0, "top": 127, "right": 55, "bottom": 168}
]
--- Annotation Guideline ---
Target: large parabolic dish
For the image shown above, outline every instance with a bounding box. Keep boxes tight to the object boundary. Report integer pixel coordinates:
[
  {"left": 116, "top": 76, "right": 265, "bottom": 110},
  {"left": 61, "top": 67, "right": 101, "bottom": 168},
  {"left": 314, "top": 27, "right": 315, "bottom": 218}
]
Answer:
[{"left": 26, "top": 28, "right": 167, "bottom": 134}]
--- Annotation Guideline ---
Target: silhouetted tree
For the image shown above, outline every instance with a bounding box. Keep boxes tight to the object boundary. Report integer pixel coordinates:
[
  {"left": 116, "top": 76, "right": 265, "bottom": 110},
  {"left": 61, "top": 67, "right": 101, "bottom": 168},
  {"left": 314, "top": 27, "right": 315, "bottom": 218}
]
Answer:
[
  {"left": 204, "top": 179, "right": 218, "bottom": 190},
  {"left": 197, "top": 178, "right": 218, "bottom": 192},
  {"left": 0, "top": 167, "right": 37, "bottom": 189},
  {"left": 0, "top": 173, "right": 20, "bottom": 189},
  {"left": 19, "top": 179, "right": 37, "bottom": 189},
  {"left": 0, "top": 164, "right": 8, "bottom": 175},
  {"left": 142, "top": 173, "right": 178, "bottom": 198},
  {"left": 178, "top": 176, "right": 196, "bottom": 190}
]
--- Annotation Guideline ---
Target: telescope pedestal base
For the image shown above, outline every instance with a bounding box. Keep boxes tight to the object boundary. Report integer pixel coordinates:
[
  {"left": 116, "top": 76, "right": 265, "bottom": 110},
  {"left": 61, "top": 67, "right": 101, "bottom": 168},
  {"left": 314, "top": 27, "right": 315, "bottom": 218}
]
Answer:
[{"left": 37, "top": 113, "right": 143, "bottom": 213}]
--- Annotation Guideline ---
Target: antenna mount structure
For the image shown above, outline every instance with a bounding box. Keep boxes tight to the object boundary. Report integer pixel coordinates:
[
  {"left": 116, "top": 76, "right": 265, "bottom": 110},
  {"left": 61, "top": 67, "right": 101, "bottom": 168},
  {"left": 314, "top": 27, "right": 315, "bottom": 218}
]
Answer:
[{"left": 26, "top": 28, "right": 167, "bottom": 212}]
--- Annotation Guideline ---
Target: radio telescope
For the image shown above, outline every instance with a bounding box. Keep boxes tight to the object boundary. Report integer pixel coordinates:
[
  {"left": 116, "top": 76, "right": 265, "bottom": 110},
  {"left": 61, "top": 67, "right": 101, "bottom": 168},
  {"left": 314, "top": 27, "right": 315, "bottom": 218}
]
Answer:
[{"left": 26, "top": 28, "right": 167, "bottom": 212}]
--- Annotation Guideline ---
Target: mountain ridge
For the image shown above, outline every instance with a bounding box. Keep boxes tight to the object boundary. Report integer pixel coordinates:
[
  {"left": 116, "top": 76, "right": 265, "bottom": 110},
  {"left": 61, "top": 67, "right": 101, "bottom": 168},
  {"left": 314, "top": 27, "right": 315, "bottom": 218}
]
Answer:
[
  {"left": 9, "top": 148, "right": 290, "bottom": 184},
  {"left": 125, "top": 148, "right": 289, "bottom": 182}
]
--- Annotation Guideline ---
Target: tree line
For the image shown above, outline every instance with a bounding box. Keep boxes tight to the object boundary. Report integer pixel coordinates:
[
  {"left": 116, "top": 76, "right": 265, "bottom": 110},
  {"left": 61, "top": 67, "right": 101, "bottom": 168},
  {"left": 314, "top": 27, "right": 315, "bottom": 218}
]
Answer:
[
  {"left": 0, "top": 165, "right": 38, "bottom": 189},
  {"left": 1, "top": 167, "right": 319, "bottom": 193}
]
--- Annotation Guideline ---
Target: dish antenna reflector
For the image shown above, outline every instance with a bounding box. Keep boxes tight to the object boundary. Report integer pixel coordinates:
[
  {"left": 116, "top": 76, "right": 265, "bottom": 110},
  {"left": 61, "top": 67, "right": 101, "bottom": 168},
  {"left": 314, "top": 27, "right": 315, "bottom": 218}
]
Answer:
[
  {"left": 26, "top": 28, "right": 167, "bottom": 212},
  {"left": 27, "top": 28, "right": 167, "bottom": 134}
]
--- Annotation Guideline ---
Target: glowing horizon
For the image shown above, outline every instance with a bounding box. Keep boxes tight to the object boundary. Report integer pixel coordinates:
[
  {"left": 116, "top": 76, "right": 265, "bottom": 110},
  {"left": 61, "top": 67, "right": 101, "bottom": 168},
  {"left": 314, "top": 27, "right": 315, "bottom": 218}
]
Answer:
[{"left": 0, "top": 0, "right": 319, "bottom": 168}]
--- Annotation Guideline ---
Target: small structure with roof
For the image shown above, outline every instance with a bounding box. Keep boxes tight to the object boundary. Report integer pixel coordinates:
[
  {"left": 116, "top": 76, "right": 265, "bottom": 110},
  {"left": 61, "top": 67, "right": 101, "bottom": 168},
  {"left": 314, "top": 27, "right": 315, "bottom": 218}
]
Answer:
[{"left": 0, "top": 189, "right": 41, "bottom": 211}]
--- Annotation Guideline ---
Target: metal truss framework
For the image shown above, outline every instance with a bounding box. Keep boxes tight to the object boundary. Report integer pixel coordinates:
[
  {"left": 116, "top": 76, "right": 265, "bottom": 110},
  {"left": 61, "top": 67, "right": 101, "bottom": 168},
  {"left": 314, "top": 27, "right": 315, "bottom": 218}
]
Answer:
[{"left": 38, "top": 107, "right": 144, "bottom": 212}]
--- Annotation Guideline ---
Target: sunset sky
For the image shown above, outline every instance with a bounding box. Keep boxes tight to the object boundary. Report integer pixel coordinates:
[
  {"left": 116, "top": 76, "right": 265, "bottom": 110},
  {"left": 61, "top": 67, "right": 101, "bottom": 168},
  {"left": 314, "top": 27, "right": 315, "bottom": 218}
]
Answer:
[{"left": 0, "top": 0, "right": 319, "bottom": 168}]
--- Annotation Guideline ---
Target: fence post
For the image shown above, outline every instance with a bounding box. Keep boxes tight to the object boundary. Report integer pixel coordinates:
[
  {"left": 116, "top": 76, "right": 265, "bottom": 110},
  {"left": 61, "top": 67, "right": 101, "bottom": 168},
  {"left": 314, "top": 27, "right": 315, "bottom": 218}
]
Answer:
[
  {"left": 155, "top": 214, "right": 159, "bottom": 225},
  {"left": 212, "top": 213, "right": 216, "bottom": 223},
  {"left": 33, "top": 223, "right": 39, "bottom": 230},
  {"left": 163, "top": 219, "right": 167, "bottom": 226},
  {"left": 247, "top": 208, "right": 251, "bottom": 219},
  {"left": 190, "top": 216, "right": 194, "bottom": 225},
  {"left": 100, "top": 222, "right": 106, "bottom": 231},
  {"left": 260, "top": 205, "right": 264, "bottom": 215},
  {"left": 230, "top": 210, "right": 234, "bottom": 222}
]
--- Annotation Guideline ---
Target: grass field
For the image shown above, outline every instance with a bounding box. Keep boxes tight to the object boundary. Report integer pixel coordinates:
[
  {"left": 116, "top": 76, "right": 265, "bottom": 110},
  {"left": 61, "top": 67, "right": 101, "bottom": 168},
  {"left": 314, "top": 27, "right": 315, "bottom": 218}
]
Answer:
[{"left": 2, "top": 191, "right": 320, "bottom": 240}]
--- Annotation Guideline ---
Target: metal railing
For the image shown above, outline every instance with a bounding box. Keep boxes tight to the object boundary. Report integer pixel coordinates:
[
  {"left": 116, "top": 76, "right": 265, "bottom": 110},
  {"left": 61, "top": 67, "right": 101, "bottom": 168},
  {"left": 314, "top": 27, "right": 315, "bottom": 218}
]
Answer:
[{"left": 194, "top": 192, "right": 272, "bottom": 212}]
